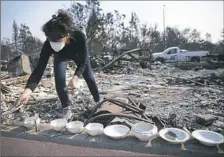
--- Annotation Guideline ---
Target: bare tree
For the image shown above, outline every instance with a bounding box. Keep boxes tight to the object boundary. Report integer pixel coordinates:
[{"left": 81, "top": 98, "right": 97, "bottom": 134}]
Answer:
[{"left": 12, "top": 20, "right": 19, "bottom": 55}]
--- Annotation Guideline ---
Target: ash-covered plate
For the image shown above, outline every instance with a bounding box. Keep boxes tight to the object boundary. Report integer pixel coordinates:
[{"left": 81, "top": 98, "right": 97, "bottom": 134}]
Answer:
[{"left": 159, "top": 128, "right": 190, "bottom": 144}]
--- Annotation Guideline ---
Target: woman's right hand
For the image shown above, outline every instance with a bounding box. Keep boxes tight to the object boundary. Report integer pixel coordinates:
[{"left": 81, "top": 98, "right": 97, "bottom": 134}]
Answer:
[{"left": 19, "top": 88, "right": 32, "bottom": 105}]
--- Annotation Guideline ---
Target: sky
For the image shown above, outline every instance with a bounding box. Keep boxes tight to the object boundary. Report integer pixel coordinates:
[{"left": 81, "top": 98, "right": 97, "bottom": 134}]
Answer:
[{"left": 1, "top": 1, "right": 223, "bottom": 43}]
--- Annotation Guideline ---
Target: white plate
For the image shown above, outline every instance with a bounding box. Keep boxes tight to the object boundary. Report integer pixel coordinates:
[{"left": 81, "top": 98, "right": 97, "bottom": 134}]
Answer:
[
  {"left": 192, "top": 130, "right": 224, "bottom": 146},
  {"left": 159, "top": 128, "right": 190, "bottom": 144},
  {"left": 104, "top": 124, "right": 130, "bottom": 139},
  {"left": 50, "top": 118, "right": 67, "bottom": 131}
]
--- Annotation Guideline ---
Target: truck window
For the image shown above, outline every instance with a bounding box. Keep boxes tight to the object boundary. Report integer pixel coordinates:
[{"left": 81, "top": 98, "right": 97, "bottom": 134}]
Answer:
[{"left": 167, "top": 49, "right": 177, "bottom": 54}]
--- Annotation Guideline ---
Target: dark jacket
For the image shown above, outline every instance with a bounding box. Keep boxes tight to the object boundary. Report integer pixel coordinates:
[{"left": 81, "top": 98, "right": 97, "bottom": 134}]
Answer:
[{"left": 25, "top": 30, "right": 88, "bottom": 91}]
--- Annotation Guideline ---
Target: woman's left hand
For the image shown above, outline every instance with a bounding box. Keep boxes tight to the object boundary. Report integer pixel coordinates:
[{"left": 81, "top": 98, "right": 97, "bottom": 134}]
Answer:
[{"left": 68, "top": 75, "right": 79, "bottom": 93}]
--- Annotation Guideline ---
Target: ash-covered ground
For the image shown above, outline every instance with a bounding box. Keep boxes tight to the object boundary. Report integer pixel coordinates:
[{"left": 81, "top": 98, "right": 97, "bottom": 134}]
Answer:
[{"left": 1, "top": 63, "right": 224, "bottom": 135}]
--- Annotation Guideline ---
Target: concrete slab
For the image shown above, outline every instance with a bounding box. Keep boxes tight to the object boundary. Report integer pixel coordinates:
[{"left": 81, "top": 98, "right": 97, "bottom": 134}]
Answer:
[
  {"left": 1, "top": 127, "right": 223, "bottom": 157},
  {"left": 1, "top": 137, "right": 170, "bottom": 157}
]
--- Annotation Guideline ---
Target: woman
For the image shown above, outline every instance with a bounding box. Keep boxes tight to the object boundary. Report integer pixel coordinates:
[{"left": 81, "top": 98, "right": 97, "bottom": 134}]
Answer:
[{"left": 18, "top": 9, "right": 100, "bottom": 120}]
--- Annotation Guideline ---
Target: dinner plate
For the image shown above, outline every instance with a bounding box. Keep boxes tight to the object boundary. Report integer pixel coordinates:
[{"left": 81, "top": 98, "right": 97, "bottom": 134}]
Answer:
[
  {"left": 192, "top": 130, "right": 224, "bottom": 146},
  {"left": 104, "top": 124, "right": 130, "bottom": 139},
  {"left": 159, "top": 128, "right": 190, "bottom": 144}
]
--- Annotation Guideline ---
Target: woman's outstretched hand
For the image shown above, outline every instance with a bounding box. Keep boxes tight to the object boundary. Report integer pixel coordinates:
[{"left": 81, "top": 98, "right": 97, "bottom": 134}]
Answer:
[
  {"left": 19, "top": 88, "right": 32, "bottom": 105},
  {"left": 68, "top": 75, "right": 79, "bottom": 93}
]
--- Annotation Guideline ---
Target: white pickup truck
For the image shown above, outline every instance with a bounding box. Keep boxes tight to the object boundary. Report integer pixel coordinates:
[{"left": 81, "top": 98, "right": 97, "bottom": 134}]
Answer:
[{"left": 152, "top": 47, "right": 209, "bottom": 63}]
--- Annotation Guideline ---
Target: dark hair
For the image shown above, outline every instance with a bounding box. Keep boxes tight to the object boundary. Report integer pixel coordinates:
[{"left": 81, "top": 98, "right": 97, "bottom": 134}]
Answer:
[{"left": 42, "top": 9, "right": 73, "bottom": 41}]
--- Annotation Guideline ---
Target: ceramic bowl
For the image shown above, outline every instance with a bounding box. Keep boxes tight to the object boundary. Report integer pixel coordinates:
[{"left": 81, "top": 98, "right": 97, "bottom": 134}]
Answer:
[
  {"left": 159, "top": 128, "right": 190, "bottom": 144},
  {"left": 50, "top": 118, "right": 67, "bottom": 131},
  {"left": 192, "top": 130, "right": 224, "bottom": 146},
  {"left": 23, "top": 117, "right": 37, "bottom": 129},
  {"left": 85, "top": 123, "right": 104, "bottom": 136},
  {"left": 103, "top": 124, "right": 130, "bottom": 139},
  {"left": 66, "top": 121, "right": 84, "bottom": 134},
  {"left": 131, "top": 122, "right": 158, "bottom": 141}
]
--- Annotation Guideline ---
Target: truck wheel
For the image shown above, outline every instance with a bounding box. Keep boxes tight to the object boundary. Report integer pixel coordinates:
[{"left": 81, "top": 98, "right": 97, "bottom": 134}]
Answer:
[
  {"left": 191, "top": 57, "right": 200, "bottom": 62},
  {"left": 155, "top": 57, "right": 165, "bottom": 63}
]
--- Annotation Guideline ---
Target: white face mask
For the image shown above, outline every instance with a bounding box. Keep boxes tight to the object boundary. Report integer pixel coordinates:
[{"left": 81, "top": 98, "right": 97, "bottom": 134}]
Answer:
[{"left": 50, "top": 41, "right": 65, "bottom": 52}]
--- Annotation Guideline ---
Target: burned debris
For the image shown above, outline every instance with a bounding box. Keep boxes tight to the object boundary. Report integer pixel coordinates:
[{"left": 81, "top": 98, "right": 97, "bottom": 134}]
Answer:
[
  {"left": 0, "top": 41, "right": 224, "bottom": 157},
  {"left": 1, "top": 54, "right": 224, "bottom": 134}
]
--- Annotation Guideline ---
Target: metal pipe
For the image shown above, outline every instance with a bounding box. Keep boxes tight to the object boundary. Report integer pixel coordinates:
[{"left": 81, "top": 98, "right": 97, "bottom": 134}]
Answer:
[
  {"left": 84, "top": 113, "right": 154, "bottom": 126},
  {"left": 88, "top": 98, "right": 145, "bottom": 120},
  {"left": 106, "top": 99, "right": 143, "bottom": 112}
]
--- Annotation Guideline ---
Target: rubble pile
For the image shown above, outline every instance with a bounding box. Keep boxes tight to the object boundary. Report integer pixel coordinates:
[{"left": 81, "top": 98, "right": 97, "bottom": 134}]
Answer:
[{"left": 1, "top": 64, "right": 224, "bottom": 135}]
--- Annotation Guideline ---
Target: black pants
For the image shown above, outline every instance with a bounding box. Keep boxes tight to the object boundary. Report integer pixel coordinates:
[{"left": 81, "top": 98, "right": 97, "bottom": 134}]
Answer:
[{"left": 53, "top": 53, "right": 100, "bottom": 108}]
